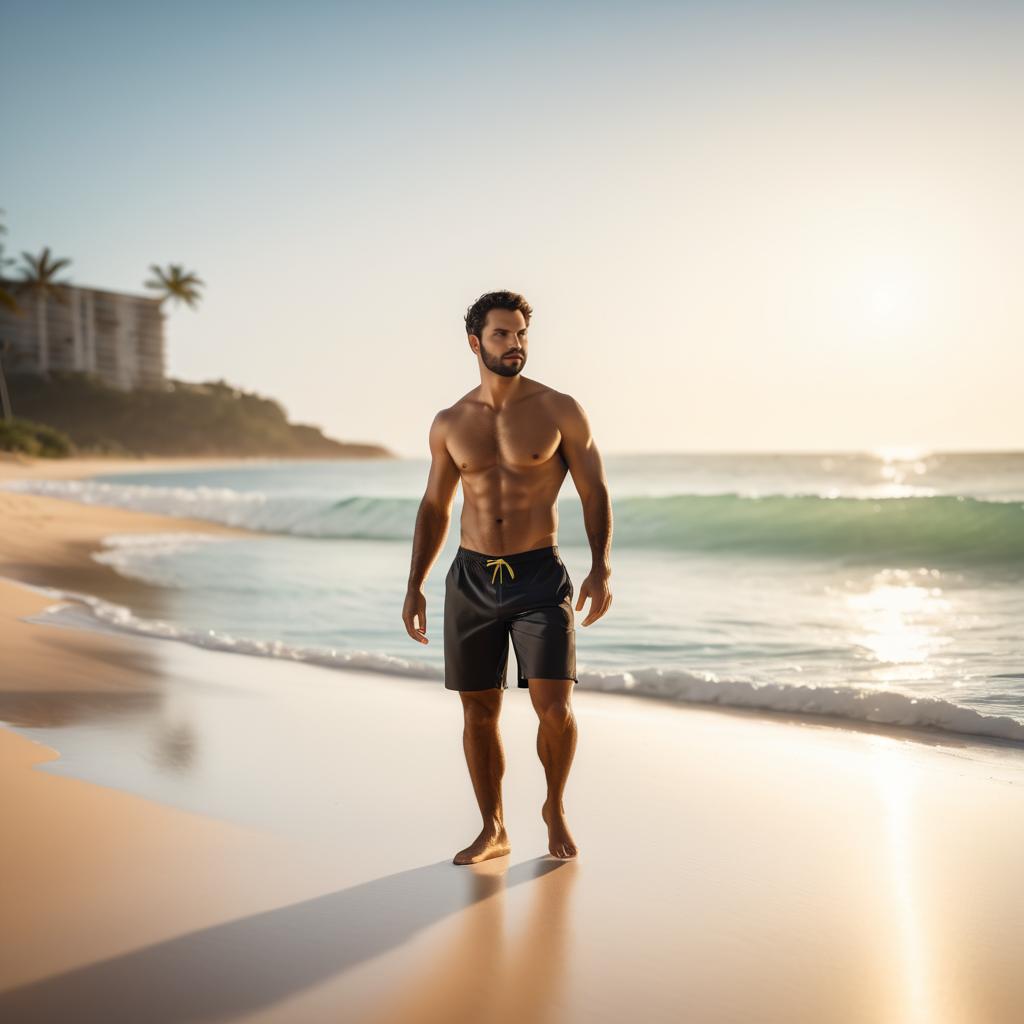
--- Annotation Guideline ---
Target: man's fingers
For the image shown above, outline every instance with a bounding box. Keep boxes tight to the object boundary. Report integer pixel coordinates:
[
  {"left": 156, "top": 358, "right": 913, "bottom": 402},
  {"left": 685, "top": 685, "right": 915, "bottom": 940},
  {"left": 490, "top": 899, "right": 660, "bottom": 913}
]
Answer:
[
  {"left": 578, "top": 584, "right": 598, "bottom": 626},
  {"left": 580, "top": 588, "right": 596, "bottom": 626},
  {"left": 402, "top": 605, "right": 429, "bottom": 644},
  {"left": 580, "top": 588, "right": 612, "bottom": 627}
]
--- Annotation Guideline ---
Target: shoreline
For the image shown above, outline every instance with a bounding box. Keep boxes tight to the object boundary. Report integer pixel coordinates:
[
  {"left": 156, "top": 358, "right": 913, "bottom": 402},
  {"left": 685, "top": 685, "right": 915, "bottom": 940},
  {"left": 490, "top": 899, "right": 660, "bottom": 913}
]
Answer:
[
  {"left": 0, "top": 456, "right": 266, "bottom": 618},
  {"left": 3, "top": 454, "right": 1024, "bottom": 758}
]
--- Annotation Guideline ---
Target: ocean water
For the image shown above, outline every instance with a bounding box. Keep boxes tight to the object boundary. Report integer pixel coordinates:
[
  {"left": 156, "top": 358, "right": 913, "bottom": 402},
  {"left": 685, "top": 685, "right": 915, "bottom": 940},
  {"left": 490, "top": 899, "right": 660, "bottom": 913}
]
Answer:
[{"left": 5, "top": 451, "right": 1024, "bottom": 744}]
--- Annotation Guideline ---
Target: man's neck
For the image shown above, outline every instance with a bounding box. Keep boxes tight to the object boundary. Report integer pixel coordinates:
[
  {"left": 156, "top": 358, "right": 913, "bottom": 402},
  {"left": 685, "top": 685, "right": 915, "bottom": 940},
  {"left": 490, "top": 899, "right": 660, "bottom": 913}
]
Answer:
[{"left": 478, "top": 373, "right": 528, "bottom": 410}]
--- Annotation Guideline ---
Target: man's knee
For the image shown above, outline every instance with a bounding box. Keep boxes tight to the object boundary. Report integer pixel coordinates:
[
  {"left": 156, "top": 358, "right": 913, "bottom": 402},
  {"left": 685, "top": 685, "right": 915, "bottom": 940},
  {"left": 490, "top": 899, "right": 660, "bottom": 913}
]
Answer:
[
  {"left": 461, "top": 691, "right": 501, "bottom": 729},
  {"left": 538, "top": 699, "right": 574, "bottom": 732}
]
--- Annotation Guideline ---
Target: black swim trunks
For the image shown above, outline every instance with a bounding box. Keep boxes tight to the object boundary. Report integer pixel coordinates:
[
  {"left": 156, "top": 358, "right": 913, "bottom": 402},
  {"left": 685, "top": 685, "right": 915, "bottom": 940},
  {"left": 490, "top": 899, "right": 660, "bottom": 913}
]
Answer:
[{"left": 444, "top": 544, "right": 578, "bottom": 691}]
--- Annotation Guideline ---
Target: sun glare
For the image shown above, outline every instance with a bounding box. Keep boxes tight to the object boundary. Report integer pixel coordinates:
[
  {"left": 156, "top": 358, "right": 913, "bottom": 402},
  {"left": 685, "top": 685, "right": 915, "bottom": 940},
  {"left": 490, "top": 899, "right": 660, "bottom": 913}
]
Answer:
[
  {"left": 846, "top": 569, "right": 953, "bottom": 683},
  {"left": 865, "top": 279, "right": 922, "bottom": 329},
  {"left": 874, "top": 446, "right": 929, "bottom": 463},
  {"left": 836, "top": 255, "right": 932, "bottom": 338}
]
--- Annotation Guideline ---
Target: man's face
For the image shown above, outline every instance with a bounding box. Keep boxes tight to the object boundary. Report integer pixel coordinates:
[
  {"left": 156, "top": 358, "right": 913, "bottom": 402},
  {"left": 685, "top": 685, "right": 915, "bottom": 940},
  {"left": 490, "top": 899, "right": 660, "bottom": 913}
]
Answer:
[{"left": 473, "top": 309, "right": 528, "bottom": 377}]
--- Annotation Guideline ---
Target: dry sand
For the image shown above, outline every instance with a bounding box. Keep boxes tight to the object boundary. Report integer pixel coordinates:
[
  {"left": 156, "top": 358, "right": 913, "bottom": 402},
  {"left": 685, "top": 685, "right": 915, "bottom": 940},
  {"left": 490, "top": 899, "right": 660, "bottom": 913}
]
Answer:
[{"left": 2, "top": 455, "right": 1024, "bottom": 1023}]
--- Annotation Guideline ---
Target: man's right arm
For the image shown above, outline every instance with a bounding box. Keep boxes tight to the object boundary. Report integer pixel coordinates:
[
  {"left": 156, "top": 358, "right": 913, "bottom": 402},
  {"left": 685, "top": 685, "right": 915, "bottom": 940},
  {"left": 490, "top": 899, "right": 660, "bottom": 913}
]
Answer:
[{"left": 403, "top": 411, "right": 460, "bottom": 644}]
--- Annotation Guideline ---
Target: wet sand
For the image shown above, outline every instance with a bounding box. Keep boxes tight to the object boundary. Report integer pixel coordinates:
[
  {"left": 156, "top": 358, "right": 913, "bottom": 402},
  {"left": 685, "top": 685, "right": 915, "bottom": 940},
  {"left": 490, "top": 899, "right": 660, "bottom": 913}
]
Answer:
[{"left": 2, "top": 455, "right": 1024, "bottom": 1023}]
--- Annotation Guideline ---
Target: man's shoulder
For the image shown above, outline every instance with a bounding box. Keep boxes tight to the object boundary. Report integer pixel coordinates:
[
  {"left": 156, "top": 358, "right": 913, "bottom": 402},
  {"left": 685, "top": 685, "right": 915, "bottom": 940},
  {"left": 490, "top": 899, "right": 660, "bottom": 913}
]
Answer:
[
  {"left": 522, "top": 380, "right": 579, "bottom": 410},
  {"left": 438, "top": 388, "right": 480, "bottom": 418},
  {"left": 537, "top": 385, "right": 583, "bottom": 418},
  {"left": 429, "top": 391, "right": 479, "bottom": 438}
]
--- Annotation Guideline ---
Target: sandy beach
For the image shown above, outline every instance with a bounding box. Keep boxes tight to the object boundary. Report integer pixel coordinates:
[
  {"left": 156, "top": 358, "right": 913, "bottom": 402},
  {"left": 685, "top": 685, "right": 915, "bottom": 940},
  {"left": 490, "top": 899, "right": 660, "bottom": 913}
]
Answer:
[{"left": 2, "top": 455, "right": 1024, "bottom": 1023}]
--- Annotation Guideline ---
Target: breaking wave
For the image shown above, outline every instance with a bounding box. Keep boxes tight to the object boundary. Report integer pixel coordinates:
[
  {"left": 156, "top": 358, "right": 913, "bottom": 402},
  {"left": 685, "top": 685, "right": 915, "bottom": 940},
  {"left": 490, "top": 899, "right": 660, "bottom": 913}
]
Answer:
[{"left": 6, "top": 478, "right": 1024, "bottom": 566}]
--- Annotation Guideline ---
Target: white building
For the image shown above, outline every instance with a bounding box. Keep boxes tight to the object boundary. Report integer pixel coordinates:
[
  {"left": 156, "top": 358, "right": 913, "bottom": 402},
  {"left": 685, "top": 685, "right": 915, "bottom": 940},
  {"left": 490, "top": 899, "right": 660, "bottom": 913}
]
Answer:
[{"left": 0, "top": 281, "right": 166, "bottom": 391}]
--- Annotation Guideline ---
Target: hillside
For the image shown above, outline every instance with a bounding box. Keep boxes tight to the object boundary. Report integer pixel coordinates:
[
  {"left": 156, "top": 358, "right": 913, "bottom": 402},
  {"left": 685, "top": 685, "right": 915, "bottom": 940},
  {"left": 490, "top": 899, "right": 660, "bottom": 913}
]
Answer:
[{"left": 1, "top": 372, "right": 394, "bottom": 459}]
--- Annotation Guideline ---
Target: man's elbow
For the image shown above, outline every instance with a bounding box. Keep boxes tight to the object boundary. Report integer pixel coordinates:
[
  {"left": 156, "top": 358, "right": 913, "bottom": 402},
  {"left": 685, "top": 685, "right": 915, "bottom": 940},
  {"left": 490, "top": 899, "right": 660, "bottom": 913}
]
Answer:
[
  {"left": 577, "top": 480, "right": 610, "bottom": 506},
  {"left": 420, "top": 496, "right": 453, "bottom": 520}
]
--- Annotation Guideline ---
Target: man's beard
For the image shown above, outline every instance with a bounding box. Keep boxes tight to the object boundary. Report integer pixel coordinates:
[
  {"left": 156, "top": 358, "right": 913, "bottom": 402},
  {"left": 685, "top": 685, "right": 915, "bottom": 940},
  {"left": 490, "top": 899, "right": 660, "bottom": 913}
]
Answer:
[{"left": 481, "top": 347, "right": 525, "bottom": 377}]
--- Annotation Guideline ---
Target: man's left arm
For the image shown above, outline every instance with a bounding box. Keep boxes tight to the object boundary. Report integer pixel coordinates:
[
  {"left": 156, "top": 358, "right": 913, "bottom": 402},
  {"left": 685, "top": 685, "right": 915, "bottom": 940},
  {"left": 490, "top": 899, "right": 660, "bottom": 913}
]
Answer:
[{"left": 557, "top": 394, "right": 613, "bottom": 627}]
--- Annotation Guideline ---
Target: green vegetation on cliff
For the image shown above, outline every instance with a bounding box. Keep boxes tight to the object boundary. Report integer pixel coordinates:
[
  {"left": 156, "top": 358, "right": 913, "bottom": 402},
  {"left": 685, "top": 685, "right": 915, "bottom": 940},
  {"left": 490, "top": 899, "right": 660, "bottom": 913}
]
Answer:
[
  {"left": 1, "top": 372, "right": 392, "bottom": 459},
  {"left": 0, "top": 415, "right": 72, "bottom": 457}
]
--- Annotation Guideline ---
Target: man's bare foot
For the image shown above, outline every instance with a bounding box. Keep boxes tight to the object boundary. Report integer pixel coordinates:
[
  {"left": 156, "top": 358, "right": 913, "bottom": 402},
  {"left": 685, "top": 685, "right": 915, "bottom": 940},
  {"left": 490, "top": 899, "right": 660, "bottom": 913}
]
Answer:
[
  {"left": 542, "top": 798, "right": 578, "bottom": 858},
  {"left": 453, "top": 824, "right": 511, "bottom": 865}
]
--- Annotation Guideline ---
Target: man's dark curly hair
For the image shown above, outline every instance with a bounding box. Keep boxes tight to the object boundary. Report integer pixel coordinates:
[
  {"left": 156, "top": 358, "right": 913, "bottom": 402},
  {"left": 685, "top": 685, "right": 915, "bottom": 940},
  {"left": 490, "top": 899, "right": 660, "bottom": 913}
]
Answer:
[{"left": 463, "top": 290, "right": 533, "bottom": 341}]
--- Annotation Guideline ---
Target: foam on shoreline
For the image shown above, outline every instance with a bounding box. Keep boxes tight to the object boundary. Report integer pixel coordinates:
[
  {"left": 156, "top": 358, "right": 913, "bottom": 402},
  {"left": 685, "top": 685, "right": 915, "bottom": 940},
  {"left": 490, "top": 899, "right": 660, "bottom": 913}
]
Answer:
[{"left": 11, "top": 574, "right": 1024, "bottom": 747}]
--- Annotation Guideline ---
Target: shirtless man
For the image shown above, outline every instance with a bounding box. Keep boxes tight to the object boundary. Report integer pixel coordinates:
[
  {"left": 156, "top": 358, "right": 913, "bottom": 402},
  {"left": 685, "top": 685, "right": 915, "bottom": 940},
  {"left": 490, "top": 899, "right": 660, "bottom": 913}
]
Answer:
[{"left": 403, "top": 289, "right": 613, "bottom": 864}]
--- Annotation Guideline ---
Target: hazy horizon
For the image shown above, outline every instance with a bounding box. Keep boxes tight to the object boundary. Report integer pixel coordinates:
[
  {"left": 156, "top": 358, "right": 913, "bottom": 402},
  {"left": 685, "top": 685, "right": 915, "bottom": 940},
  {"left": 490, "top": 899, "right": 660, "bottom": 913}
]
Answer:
[{"left": 3, "top": 0, "right": 1021, "bottom": 458}]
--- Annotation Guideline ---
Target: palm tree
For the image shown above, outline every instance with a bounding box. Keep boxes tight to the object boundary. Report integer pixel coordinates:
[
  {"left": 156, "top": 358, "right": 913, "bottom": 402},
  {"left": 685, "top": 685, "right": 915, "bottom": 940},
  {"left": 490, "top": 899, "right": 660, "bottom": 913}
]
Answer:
[
  {"left": 16, "top": 246, "right": 72, "bottom": 378},
  {"left": 144, "top": 263, "right": 205, "bottom": 310}
]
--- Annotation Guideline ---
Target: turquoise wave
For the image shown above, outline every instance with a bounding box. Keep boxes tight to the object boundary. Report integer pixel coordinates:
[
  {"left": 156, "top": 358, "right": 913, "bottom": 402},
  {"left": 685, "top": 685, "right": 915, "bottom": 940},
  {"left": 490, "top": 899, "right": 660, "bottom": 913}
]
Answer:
[
  {"left": 594, "top": 493, "right": 1024, "bottom": 564},
  {"left": 7, "top": 479, "right": 1024, "bottom": 565},
  {"left": 262, "top": 489, "right": 1024, "bottom": 565},
  {"left": 307, "top": 493, "right": 1024, "bottom": 566}
]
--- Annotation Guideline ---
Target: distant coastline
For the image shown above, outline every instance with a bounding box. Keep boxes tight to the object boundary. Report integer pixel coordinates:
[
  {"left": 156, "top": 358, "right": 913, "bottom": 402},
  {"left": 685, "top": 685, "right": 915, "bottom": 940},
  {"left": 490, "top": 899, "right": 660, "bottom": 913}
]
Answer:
[{"left": 0, "top": 371, "right": 395, "bottom": 459}]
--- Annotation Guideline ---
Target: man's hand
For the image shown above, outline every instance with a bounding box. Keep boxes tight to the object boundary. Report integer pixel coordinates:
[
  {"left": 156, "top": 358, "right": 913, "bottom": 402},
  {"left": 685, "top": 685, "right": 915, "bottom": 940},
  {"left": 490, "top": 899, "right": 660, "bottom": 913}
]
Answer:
[
  {"left": 403, "top": 587, "right": 429, "bottom": 644},
  {"left": 576, "top": 568, "right": 612, "bottom": 627}
]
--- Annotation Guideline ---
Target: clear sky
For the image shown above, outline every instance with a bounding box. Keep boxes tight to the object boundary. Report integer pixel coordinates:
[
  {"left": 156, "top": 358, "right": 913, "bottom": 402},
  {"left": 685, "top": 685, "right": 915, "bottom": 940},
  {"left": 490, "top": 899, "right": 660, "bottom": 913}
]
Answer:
[{"left": 2, "top": 0, "right": 1021, "bottom": 457}]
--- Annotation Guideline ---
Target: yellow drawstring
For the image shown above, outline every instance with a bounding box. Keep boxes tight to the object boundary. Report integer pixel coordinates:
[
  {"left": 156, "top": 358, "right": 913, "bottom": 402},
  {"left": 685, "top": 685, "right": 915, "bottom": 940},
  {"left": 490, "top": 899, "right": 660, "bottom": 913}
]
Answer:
[{"left": 485, "top": 557, "right": 515, "bottom": 584}]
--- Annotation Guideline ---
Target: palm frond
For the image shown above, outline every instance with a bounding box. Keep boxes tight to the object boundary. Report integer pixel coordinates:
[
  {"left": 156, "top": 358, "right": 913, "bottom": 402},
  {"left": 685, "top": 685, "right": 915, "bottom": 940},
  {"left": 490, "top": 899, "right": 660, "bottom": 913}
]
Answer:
[
  {"left": 145, "top": 261, "right": 204, "bottom": 309},
  {"left": 17, "top": 247, "right": 72, "bottom": 286}
]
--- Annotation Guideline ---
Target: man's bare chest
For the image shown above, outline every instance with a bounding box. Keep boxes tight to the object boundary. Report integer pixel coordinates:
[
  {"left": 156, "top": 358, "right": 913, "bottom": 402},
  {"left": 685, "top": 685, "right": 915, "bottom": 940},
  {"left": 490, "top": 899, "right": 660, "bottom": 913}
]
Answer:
[{"left": 447, "top": 406, "right": 564, "bottom": 474}]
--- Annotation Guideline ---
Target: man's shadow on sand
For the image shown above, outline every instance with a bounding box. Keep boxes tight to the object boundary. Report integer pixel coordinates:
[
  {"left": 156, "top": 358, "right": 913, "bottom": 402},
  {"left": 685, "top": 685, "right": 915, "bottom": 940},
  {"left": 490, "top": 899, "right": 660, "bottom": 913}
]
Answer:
[
  {"left": 366, "top": 853, "right": 578, "bottom": 1024},
  {"left": 0, "top": 856, "right": 572, "bottom": 1023}
]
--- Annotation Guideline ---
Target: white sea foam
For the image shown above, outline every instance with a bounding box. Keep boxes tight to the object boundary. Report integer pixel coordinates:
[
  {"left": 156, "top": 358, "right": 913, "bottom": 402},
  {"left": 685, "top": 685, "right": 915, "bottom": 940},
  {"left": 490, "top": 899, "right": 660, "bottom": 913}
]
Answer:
[
  {"left": 10, "top": 576, "right": 1024, "bottom": 747},
  {"left": 89, "top": 532, "right": 235, "bottom": 577},
  {"left": 578, "top": 666, "right": 1024, "bottom": 743},
  {"left": 12, "top": 578, "right": 441, "bottom": 681}
]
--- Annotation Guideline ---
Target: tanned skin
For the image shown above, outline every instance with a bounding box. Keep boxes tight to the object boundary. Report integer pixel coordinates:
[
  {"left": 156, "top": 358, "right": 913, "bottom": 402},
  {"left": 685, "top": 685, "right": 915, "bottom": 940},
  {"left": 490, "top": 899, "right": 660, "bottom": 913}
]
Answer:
[{"left": 403, "top": 306, "right": 613, "bottom": 864}]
